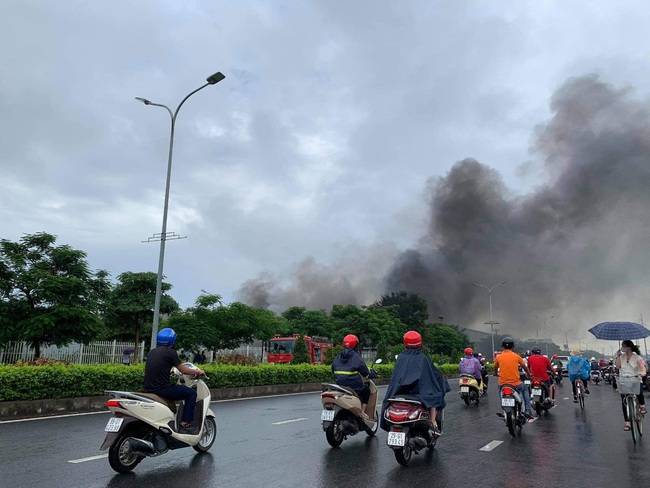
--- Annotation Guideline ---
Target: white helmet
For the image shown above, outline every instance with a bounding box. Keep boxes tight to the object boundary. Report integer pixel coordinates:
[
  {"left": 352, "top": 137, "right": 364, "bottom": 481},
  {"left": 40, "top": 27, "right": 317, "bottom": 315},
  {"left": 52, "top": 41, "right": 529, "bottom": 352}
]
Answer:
[{"left": 590, "top": 357, "right": 596, "bottom": 361}]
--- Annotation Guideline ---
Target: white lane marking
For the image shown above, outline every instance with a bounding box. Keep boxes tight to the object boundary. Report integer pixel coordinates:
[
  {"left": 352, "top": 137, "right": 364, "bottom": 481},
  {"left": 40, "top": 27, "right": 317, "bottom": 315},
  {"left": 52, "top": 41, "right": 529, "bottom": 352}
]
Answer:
[
  {"left": 68, "top": 454, "right": 108, "bottom": 464},
  {"left": 562, "top": 397, "right": 569, "bottom": 400},
  {"left": 272, "top": 417, "right": 308, "bottom": 425},
  {"left": 479, "top": 440, "right": 503, "bottom": 451},
  {"left": 0, "top": 411, "right": 109, "bottom": 424}
]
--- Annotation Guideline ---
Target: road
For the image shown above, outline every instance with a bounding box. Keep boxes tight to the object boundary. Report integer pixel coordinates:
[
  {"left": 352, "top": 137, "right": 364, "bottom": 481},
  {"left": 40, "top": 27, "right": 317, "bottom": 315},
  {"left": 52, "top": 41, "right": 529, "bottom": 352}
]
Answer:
[{"left": 1, "top": 379, "right": 648, "bottom": 488}]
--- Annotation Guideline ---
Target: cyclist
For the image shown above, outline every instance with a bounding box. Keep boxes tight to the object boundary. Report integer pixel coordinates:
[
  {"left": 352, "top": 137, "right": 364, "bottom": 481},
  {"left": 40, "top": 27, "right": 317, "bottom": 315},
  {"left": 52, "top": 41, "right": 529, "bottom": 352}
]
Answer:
[
  {"left": 567, "top": 349, "right": 590, "bottom": 402},
  {"left": 527, "top": 347, "right": 555, "bottom": 404},
  {"left": 493, "top": 337, "right": 534, "bottom": 418},
  {"left": 615, "top": 340, "right": 647, "bottom": 431}
]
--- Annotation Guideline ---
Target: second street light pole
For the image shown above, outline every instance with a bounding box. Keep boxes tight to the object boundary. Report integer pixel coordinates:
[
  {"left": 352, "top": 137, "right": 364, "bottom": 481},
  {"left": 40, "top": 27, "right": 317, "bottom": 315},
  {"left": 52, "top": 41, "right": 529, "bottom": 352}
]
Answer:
[
  {"left": 473, "top": 280, "right": 508, "bottom": 358},
  {"left": 137, "top": 71, "right": 225, "bottom": 350}
]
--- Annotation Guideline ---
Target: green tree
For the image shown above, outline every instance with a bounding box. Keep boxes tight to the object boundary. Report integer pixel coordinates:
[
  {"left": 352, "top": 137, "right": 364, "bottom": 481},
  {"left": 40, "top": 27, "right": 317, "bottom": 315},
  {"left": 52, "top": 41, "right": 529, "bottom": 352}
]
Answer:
[
  {"left": 104, "top": 271, "right": 179, "bottom": 363},
  {"left": 291, "top": 335, "right": 311, "bottom": 364},
  {"left": 422, "top": 321, "right": 471, "bottom": 361},
  {"left": 375, "top": 341, "right": 390, "bottom": 363},
  {"left": 281, "top": 306, "right": 333, "bottom": 337},
  {"left": 168, "top": 297, "right": 286, "bottom": 357},
  {"left": 0, "top": 232, "right": 110, "bottom": 357},
  {"left": 373, "top": 291, "right": 429, "bottom": 330},
  {"left": 330, "top": 304, "right": 403, "bottom": 349}
]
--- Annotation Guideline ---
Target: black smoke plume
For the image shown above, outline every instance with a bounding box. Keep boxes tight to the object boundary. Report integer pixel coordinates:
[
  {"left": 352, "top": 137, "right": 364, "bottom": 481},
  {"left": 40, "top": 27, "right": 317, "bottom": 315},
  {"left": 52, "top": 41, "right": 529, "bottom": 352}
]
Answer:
[{"left": 237, "top": 75, "right": 650, "bottom": 340}]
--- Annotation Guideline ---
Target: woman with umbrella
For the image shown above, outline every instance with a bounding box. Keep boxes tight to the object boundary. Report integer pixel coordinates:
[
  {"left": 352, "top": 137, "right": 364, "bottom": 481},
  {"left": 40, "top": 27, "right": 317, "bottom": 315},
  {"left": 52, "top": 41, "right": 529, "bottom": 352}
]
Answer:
[{"left": 615, "top": 340, "right": 647, "bottom": 431}]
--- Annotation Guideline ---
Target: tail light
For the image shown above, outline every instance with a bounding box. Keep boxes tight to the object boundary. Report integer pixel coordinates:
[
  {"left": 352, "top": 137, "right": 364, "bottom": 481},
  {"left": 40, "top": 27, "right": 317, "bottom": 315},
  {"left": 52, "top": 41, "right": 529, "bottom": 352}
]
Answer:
[
  {"left": 321, "top": 392, "right": 337, "bottom": 399},
  {"left": 387, "top": 401, "right": 424, "bottom": 422},
  {"left": 324, "top": 402, "right": 334, "bottom": 408},
  {"left": 106, "top": 399, "right": 122, "bottom": 408},
  {"left": 462, "top": 378, "right": 469, "bottom": 384},
  {"left": 502, "top": 387, "right": 514, "bottom": 396},
  {"left": 533, "top": 380, "right": 541, "bottom": 386}
]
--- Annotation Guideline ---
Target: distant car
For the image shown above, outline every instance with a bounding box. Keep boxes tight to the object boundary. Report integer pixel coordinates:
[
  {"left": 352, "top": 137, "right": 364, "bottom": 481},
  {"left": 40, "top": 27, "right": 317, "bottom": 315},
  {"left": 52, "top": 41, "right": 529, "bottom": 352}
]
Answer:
[{"left": 555, "top": 356, "right": 570, "bottom": 376}]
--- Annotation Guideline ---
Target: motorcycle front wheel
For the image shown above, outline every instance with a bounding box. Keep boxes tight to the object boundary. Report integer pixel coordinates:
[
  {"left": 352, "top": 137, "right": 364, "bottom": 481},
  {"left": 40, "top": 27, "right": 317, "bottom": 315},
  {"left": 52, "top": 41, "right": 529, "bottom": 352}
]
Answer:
[
  {"left": 325, "top": 420, "right": 344, "bottom": 448},
  {"left": 193, "top": 416, "right": 217, "bottom": 453},
  {"left": 108, "top": 432, "right": 144, "bottom": 473},
  {"left": 394, "top": 438, "right": 412, "bottom": 466},
  {"left": 366, "top": 410, "right": 379, "bottom": 436}
]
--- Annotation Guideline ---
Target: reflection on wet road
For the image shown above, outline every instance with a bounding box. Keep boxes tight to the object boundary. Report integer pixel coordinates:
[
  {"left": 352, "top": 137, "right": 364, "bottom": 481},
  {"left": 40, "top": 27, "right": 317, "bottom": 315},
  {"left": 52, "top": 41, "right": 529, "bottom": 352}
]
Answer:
[{"left": 1, "top": 381, "right": 649, "bottom": 487}]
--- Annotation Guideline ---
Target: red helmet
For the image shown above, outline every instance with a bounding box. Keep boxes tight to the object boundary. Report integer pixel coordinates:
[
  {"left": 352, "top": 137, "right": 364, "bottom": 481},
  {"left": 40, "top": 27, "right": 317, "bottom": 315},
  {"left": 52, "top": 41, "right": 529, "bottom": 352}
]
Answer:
[
  {"left": 404, "top": 331, "right": 422, "bottom": 349},
  {"left": 553, "top": 354, "right": 558, "bottom": 359},
  {"left": 343, "top": 334, "right": 359, "bottom": 349},
  {"left": 464, "top": 347, "right": 473, "bottom": 355}
]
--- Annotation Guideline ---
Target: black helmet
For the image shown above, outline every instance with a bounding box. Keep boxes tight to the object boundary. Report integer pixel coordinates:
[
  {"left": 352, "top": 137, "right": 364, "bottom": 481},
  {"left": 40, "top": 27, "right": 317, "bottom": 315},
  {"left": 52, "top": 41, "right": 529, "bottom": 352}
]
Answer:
[
  {"left": 502, "top": 337, "right": 514, "bottom": 350},
  {"left": 532, "top": 347, "right": 541, "bottom": 355}
]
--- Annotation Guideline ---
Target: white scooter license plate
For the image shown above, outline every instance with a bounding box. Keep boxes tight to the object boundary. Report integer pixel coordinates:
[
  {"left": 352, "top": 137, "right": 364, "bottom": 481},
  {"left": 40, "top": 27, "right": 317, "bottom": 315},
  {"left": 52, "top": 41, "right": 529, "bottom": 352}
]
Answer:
[
  {"left": 105, "top": 417, "right": 123, "bottom": 432},
  {"left": 501, "top": 398, "right": 515, "bottom": 407},
  {"left": 460, "top": 386, "right": 469, "bottom": 393},
  {"left": 387, "top": 432, "right": 406, "bottom": 446},
  {"left": 321, "top": 409, "right": 335, "bottom": 421},
  {"left": 532, "top": 388, "right": 542, "bottom": 396}
]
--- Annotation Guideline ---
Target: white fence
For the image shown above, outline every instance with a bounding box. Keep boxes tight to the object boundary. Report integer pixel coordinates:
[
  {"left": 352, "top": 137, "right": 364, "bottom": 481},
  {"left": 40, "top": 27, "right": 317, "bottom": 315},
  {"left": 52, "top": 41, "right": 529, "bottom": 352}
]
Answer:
[{"left": 0, "top": 340, "right": 145, "bottom": 365}]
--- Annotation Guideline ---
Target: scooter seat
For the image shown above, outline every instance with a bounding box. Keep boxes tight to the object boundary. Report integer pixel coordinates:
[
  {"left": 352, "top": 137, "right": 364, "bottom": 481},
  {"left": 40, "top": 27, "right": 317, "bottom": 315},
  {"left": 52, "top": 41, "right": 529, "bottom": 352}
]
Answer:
[
  {"left": 133, "top": 392, "right": 178, "bottom": 413},
  {"left": 321, "top": 383, "right": 359, "bottom": 398}
]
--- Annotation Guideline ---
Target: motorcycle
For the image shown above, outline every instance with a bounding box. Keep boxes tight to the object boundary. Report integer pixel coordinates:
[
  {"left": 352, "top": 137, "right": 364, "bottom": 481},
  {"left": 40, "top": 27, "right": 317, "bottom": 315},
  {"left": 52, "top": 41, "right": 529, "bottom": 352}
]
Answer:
[
  {"left": 384, "top": 395, "right": 443, "bottom": 466},
  {"left": 603, "top": 368, "right": 612, "bottom": 384},
  {"left": 458, "top": 374, "right": 482, "bottom": 406},
  {"left": 100, "top": 364, "right": 217, "bottom": 473},
  {"left": 320, "top": 363, "right": 380, "bottom": 448},
  {"left": 530, "top": 378, "right": 553, "bottom": 417},
  {"left": 590, "top": 370, "right": 601, "bottom": 385},
  {"left": 498, "top": 384, "right": 527, "bottom": 437},
  {"left": 552, "top": 364, "right": 563, "bottom": 385}
]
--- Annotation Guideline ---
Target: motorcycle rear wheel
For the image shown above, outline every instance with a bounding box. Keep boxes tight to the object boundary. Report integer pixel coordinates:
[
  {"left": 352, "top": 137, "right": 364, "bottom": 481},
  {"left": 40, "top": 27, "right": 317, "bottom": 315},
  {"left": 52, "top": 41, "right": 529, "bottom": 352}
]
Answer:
[
  {"left": 535, "top": 402, "right": 542, "bottom": 417},
  {"left": 394, "top": 440, "right": 412, "bottom": 466},
  {"left": 193, "top": 416, "right": 217, "bottom": 453},
  {"left": 325, "top": 420, "right": 344, "bottom": 448},
  {"left": 108, "top": 432, "right": 144, "bottom": 473},
  {"left": 506, "top": 411, "right": 515, "bottom": 437},
  {"left": 462, "top": 396, "right": 470, "bottom": 406}
]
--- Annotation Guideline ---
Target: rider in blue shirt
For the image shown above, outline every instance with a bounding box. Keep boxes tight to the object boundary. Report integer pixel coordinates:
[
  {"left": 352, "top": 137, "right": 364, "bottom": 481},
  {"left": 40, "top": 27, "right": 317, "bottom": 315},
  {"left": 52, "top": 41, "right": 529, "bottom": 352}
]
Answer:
[{"left": 567, "top": 350, "right": 590, "bottom": 402}]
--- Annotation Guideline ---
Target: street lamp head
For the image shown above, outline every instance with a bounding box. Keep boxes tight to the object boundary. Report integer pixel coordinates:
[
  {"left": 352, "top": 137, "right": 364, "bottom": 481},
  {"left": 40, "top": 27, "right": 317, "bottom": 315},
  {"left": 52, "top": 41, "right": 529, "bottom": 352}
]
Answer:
[
  {"left": 206, "top": 72, "right": 225, "bottom": 85},
  {"left": 135, "top": 97, "right": 152, "bottom": 105}
]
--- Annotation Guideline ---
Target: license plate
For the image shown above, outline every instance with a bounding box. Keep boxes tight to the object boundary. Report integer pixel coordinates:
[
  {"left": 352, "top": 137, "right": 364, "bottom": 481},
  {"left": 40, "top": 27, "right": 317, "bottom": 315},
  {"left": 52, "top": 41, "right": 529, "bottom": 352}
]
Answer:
[
  {"left": 532, "top": 388, "right": 542, "bottom": 396},
  {"left": 460, "top": 386, "right": 469, "bottom": 393},
  {"left": 321, "top": 409, "right": 335, "bottom": 421},
  {"left": 105, "top": 417, "right": 123, "bottom": 432},
  {"left": 524, "top": 380, "right": 531, "bottom": 385},
  {"left": 501, "top": 398, "right": 515, "bottom": 407},
  {"left": 387, "top": 432, "right": 406, "bottom": 446}
]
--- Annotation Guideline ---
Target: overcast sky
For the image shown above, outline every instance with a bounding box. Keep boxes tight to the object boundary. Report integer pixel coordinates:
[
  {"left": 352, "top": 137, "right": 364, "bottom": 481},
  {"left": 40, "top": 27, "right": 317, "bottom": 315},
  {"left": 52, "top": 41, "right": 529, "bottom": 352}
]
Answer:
[{"left": 3, "top": 1, "right": 650, "bottom": 349}]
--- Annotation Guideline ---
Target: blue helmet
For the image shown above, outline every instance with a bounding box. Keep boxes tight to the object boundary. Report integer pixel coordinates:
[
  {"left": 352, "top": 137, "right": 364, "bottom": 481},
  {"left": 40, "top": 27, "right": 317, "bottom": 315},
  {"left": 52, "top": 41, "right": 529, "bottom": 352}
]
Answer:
[{"left": 157, "top": 328, "right": 177, "bottom": 347}]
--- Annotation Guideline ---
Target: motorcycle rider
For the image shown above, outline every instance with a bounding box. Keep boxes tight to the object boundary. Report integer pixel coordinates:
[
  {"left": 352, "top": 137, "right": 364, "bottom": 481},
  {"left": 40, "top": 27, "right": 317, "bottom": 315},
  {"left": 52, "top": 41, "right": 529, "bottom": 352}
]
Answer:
[
  {"left": 527, "top": 347, "right": 555, "bottom": 404},
  {"left": 493, "top": 337, "right": 534, "bottom": 418},
  {"left": 459, "top": 348, "right": 483, "bottom": 390},
  {"left": 380, "top": 331, "right": 451, "bottom": 435},
  {"left": 589, "top": 356, "right": 601, "bottom": 381},
  {"left": 143, "top": 328, "right": 205, "bottom": 434},
  {"left": 567, "top": 349, "right": 590, "bottom": 402},
  {"left": 331, "top": 334, "right": 375, "bottom": 419},
  {"left": 478, "top": 354, "right": 489, "bottom": 393}
]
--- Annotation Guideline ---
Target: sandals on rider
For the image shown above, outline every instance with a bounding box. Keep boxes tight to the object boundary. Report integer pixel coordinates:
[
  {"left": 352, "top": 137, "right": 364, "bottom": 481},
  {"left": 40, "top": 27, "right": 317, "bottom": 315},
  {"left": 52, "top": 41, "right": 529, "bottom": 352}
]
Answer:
[{"left": 624, "top": 423, "right": 631, "bottom": 431}]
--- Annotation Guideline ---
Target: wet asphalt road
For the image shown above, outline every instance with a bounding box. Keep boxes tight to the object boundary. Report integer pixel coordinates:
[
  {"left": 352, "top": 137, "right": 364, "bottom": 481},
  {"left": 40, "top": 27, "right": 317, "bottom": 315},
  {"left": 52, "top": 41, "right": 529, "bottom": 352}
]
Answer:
[{"left": 1, "top": 379, "right": 648, "bottom": 488}]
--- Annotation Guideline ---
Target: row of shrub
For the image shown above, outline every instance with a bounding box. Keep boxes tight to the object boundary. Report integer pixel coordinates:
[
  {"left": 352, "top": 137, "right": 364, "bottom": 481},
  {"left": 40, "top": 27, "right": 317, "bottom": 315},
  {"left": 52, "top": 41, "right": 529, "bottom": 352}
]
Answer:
[{"left": 0, "top": 362, "right": 462, "bottom": 402}]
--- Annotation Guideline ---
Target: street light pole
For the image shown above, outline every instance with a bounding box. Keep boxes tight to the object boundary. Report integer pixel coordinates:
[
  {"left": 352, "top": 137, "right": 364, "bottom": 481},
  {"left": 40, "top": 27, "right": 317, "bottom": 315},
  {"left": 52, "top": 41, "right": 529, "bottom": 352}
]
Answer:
[
  {"left": 137, "top": 71, "right": 225, "bottom": 350},
  {"left": 473, "top": 280, "right": 508, "bottom": 358},
  {"left": 559, "top": 329, "right": 572, "bottom": 350}
]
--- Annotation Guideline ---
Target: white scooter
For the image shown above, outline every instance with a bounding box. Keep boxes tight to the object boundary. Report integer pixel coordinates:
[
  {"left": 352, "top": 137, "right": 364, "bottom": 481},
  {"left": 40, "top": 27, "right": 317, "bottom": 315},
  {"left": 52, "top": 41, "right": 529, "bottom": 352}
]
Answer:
[{"left": 100, "top": 363, "right": 217, "bottom": 473}]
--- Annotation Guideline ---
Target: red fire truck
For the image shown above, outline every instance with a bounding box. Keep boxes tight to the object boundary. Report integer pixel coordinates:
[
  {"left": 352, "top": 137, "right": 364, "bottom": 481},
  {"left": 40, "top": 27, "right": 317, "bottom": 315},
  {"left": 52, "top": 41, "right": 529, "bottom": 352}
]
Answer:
[{"left": 267, "top": 334, "right": 332, "bottom": 364}]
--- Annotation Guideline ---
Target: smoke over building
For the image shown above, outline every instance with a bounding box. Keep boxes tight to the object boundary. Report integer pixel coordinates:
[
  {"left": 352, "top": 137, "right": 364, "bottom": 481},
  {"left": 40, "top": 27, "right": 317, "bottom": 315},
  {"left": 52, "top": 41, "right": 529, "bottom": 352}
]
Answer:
[{"left": 237, "top": 75, "right": 650, "bottom": 341}]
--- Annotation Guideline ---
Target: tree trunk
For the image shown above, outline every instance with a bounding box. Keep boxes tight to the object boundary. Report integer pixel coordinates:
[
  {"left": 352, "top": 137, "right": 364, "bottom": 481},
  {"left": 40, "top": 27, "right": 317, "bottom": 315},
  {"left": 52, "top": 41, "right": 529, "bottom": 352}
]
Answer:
[{"left": 34, "top": 342, "right": 41, "bottom": 359}]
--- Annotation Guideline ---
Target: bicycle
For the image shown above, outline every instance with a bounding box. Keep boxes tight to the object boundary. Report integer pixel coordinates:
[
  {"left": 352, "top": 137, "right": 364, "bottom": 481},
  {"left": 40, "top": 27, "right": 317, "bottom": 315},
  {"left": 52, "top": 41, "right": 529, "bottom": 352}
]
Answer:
[
  {"left": 619, "top": 375, "right": 644, "bottom": 443},
  {"left": 573, "top": 377, "right": 586, "bottom": 410}
]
